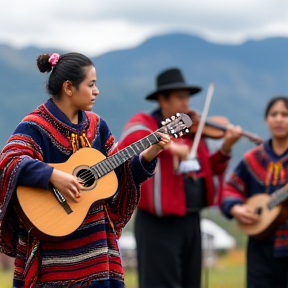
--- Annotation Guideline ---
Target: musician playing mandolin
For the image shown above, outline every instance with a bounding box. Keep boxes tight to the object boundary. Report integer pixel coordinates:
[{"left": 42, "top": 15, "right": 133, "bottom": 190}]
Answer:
[
  {"left": 0, "top": 52, "right": 172, "bottom": 288},
  {"left": 221, "top": 96, "right": 288, "bottom": 288}
]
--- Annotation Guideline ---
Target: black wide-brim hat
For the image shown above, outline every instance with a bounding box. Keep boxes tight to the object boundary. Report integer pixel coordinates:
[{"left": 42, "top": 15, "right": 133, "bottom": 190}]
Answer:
[{"left": 146, "top": 68, "right": 202, "bottom": 100}]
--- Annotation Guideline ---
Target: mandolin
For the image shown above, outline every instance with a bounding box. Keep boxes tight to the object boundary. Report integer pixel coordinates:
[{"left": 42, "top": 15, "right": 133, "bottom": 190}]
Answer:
[
  {"left": 238, "top": 183, "right": 288, "bottom": 240},
  {"left": 14, "top": 113, "right": 192, "bottom": 241}
]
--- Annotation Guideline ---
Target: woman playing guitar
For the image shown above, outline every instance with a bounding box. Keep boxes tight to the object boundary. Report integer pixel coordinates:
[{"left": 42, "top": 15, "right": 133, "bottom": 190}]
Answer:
[
  {"left": 0, "top": 52, "right": 173, "bottom": 288},
  {"left": 221, "top": 96, "right": 288, "bottom": 288}
]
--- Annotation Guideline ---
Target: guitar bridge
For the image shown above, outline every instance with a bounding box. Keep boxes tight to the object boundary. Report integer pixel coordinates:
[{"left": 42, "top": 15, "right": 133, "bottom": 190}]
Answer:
[{"left": 51, "top": 186, "right": 73, "bottom": 215}]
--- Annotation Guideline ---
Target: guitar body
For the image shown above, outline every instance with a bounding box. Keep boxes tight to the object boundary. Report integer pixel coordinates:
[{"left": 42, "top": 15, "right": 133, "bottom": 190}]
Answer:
[
  {"left": 15, "top": 147, "right": 118, "bottom": 241},
  {"left": 238, "top": 194, "right": 288, "bottom": 240}
]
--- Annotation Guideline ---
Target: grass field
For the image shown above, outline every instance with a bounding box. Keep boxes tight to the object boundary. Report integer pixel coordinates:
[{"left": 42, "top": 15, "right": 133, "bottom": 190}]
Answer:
[{"left": 0, "top": 249, "right": 245, "bottom": 288}]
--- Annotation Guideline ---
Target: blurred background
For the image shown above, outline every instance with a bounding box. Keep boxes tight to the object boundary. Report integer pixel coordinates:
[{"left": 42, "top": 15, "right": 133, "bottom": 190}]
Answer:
[{"left": 0, "top": 1, "right": 288, "bottom": 287}]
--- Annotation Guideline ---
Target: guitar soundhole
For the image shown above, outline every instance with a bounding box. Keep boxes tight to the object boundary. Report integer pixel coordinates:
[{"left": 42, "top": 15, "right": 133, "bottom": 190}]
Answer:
[{"left": 76, "top": 169, "right": 96, "bottom": 187}]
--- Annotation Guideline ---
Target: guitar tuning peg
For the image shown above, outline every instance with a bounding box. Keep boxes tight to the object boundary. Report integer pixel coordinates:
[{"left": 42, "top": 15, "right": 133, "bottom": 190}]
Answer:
[
  {"left": 176, "top": 113, "right": 180, "bottom": 117},
  {"left": 179, "top": 131, "right": 183, "bottom": 136},
  {"left": 166, "top": 118, "right": 171, "bottom": 123},
  {"left": 161, "top": 121, "right": 166, "bottom": 125},
  {"left": 170, "top": 129, "right": 175, "bottom": 134},
  {"left": 171, "top": 116, "right": 176, "bottom": 120},
  {"left": 185, "top": 129, "right": 189, "bottom": 133},
  {"left": 174, "top": 134, "right": 178, "bottom": 138}
]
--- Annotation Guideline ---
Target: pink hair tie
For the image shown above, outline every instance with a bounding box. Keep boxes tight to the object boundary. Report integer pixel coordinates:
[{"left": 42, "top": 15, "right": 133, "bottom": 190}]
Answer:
[{"left": 48, "top": 53, "right": 60, "bottom": 68}]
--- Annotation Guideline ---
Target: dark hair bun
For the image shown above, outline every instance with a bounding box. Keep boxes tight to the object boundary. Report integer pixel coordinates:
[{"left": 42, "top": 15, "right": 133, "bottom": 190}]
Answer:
[{"left": 37, "top": 54, "right": 52, "bottom": 73}]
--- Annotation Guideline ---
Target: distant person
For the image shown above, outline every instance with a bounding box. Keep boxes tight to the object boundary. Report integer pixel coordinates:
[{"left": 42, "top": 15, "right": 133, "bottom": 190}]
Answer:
[
  {"left": 0, "top": 52, "right": 171, "bottom": 287},
  {"left": 221, "top": 96, "right": 288, "bottom": 288},
  {"left": 118, "top": 68, "right": 242, "bottom": 288}
]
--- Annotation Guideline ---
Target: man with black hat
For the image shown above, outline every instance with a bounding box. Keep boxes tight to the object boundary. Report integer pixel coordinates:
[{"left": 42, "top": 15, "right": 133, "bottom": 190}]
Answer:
[{"left": 118, "top": 68, "right": 242, "bottom": 288}]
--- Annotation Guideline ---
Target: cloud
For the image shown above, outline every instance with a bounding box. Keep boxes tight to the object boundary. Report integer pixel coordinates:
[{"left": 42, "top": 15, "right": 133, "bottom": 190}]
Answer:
[{"left": 1, "top": 0, "right": 288, "bottom": 56}]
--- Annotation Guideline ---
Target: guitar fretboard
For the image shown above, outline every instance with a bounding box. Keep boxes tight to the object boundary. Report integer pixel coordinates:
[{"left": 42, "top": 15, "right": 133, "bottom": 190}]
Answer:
[{"left": 91, "top": 131, "right": 162, "bottom": 179}]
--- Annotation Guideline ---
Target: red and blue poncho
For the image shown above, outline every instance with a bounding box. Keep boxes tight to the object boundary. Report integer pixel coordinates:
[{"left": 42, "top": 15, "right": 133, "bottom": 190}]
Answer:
[{"left": 0, "top": 99, "right": 155, "bottom": 287}]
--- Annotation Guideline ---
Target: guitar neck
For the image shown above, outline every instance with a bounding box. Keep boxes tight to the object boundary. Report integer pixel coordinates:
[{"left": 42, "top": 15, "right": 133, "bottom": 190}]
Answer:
[
  {"left": 88, "top": 112, "right": 192, "bottom": 179},
  {"left": 91, "top": 131, "right": 162, "bottom": 179}
]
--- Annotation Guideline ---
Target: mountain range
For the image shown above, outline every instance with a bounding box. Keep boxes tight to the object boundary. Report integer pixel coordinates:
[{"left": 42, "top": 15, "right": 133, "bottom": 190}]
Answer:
[{"left": 1, "top": 33, "right": 288, "bottom": 169}]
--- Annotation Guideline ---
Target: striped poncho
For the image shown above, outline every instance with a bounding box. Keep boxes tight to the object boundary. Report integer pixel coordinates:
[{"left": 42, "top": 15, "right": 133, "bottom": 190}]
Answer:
[
  {"left": 221, "top": 140, "right": 288, "bottom": 257},
  {"left": 0, "top": 99, "right": 155, "bottom": 287}
]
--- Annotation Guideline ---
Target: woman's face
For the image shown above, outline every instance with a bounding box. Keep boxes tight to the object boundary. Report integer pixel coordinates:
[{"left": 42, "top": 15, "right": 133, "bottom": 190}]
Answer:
[
  {"left": 266, "top": 100, "right": 288, "bottom": 139},
  {"left": 71, "top": 65, "right": 99, "bottom": 111}
]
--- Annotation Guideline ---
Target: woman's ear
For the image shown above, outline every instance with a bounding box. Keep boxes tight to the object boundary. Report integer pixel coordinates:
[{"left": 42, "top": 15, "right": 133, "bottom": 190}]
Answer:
[{"left": 62, "top": 80, "right": 74, "bottom": 97}]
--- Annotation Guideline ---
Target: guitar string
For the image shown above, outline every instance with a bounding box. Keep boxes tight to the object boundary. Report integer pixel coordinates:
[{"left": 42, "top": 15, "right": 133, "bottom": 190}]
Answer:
[
  {"left": 74, "top": 117, "right": 186, "bottom": 185},
  {"left": 76, "top": 130, "right": 166, "bottom": 186},
  {"left": 77, "top": 131, "right": 163, "bottom": 185},
  {"left": 76, "top": 123, "right": 185, "bottom": 186}
]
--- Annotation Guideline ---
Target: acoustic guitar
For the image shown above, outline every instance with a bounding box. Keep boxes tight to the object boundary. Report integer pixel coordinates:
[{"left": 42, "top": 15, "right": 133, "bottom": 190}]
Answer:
[
  {"left": 238, "top": 183, "right": 288, "bottom": 240},
  {"left": 14, "top": 113, "right": 192, "bottom": 241}
]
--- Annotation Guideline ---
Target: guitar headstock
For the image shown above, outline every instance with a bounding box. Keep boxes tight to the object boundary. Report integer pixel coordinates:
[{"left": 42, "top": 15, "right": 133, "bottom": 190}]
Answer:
[{"left": 159, "top": 113, "right": 193, "bottom": 138}]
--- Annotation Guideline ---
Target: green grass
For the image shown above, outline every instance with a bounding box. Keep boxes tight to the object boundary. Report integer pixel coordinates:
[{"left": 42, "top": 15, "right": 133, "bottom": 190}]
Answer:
[
  {"left": 210, "top": 249, "right": 245, "bottom": 288},
  {"left": 0, "top": 249, "right": 245, "bottom": 288},
  {"left": 0, "top": 268, "right": 13, "bottom": 288}
]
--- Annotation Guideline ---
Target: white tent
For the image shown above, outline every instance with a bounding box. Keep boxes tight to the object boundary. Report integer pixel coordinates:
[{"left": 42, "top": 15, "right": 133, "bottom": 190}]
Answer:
[
  {"left": 201, "top": 218, "right": 236, "bottom": 250},
  {"left": 118, "top": 231, "right": 136, "bottom": 250}
]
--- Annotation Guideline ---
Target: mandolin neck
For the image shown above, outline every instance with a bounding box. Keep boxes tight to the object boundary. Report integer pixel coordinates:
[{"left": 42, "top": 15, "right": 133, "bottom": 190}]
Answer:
[
  {"left": 90, "top": 131, "right": 162, "bottom": 179},
  {"left": 268, "top": 183, "right": 288, "bottom": 209}
]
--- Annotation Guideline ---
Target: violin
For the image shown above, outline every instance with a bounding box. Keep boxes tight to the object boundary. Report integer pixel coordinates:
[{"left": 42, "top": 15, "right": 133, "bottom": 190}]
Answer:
[{"left": 188, "top": 111, "right": 263, "bottom": 145}]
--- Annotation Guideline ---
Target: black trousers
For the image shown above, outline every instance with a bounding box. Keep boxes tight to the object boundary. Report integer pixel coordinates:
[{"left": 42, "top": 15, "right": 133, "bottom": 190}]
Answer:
[
  {"left": 247, "top": 237, "right": 288, "bottom": 288},
  {"left": 135, "top": 209, "right": 202, "bottom": 288}
]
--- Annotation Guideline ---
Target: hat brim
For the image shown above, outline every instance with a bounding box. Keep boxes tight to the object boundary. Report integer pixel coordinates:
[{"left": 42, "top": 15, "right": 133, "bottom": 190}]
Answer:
[{"left": 145, "top": 83, "right": 202, "bottom": 100}]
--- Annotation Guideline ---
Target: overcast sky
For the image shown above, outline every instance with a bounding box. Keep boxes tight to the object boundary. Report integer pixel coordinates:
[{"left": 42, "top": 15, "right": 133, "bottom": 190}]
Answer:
[{"left": 1, "top": 0, "right": 288, "bottom": 56}]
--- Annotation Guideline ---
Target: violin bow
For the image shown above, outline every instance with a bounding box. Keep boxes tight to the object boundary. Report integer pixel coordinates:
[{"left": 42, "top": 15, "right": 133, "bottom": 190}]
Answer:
[{"left": 178, "top": 83, "right": 215, "bottom": 173}]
